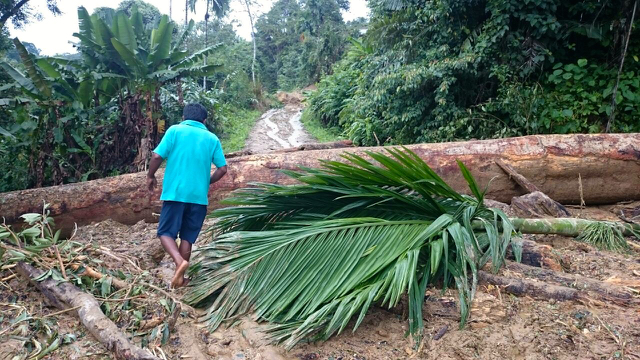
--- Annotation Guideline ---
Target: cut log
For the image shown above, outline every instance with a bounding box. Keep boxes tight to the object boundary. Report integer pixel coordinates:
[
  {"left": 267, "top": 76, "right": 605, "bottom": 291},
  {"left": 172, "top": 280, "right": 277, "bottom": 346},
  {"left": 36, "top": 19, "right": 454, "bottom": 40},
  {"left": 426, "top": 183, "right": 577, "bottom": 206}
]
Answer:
[
  {"left": 16, "top": 262, "right": 158, "bottom": 360},
  {"left": 496, "top": 159, "right": 571, "bottom": 218},
  {"left": 510, "top": 217, "right": 640, "bottom": 237},
  {"left": 511, "top": 191, "right": 571, "bottom": 218},
  {"left": 479, "top": 265, "right": 639, "bottom": 306},
  {"left": 2, "top": 134, "right": 640, "bottom": 232}
]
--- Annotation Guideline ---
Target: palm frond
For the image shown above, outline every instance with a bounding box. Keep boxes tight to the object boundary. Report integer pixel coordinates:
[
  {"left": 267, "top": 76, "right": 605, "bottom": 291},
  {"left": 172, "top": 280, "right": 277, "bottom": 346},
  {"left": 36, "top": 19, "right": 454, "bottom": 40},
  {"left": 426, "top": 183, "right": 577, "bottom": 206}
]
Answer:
[{"left": 186, "top": 147, "right": 517, "bottom": 349}]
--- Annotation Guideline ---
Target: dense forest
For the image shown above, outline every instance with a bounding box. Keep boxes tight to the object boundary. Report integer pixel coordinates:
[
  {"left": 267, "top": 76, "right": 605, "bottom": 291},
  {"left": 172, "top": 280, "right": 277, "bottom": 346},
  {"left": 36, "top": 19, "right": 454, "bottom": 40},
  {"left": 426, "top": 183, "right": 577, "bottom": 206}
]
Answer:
[
  {"left": 306, "top": 0, "right": 640, "bottom": 145},
  {"left": 0, "top": 0, "right": 363, "bottom": 192},
  {"left": 0, "top": 0, "right": 639, "bottom": 192}
]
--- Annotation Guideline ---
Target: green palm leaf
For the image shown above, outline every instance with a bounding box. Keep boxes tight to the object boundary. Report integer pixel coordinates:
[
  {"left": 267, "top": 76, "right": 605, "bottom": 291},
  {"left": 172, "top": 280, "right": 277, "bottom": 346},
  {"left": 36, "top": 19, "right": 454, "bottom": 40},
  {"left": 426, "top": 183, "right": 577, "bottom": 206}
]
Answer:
[
  {"left": 172, "top": 20, "right": 194, "bottom": 52},
  {"left": 149, "top": 16, "right": 173, "bottom": 68},
  {"left": 0, "top": 62, "right": 39, "bottom": 98},
  {"left": 13, "top": 39, "right": 52, "bottom": 98},
  {"left": 114, "top": 12, "right": 138, "bottom": 52},
  {"left": 186, "top": 148, "right": 517, "bottom": 349},
  {"left": 77, "top": 7, "right": 93, "bottom": 41}
]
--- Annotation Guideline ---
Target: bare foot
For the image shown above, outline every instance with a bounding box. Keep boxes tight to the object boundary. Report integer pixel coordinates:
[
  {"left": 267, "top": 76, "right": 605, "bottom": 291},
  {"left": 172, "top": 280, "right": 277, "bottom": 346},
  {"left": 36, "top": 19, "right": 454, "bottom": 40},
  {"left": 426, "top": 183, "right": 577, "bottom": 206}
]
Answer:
[
  {"left": 181, "top": 278, "right": 190, "bottom": 287},
  {"left": 171, "top": 260, "right": 189, "bottom": 288}
]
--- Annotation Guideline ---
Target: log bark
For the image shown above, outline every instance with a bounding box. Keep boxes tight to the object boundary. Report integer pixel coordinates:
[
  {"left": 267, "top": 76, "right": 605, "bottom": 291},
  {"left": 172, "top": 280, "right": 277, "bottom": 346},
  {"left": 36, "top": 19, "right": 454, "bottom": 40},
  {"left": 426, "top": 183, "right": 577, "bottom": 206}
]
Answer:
[
  {"left": 16, "top": 262, "right": 158, "bottom": 360},
  {"left": 503, "top": 261, "right": 636, "bottom": 305},
  {"left": 509, "top": 238, "right": 563, "bottom": 271},
  {"left": 2, "top": 134, "right": 640, "bottom": 232},
  {"left": 495, "top": 159, "right": 540, "bottom": 193},
  {"left": 510, "top": 191, "right": 571, "bottom": 218},
  {"left": 478, "top": 270, "right": 581, "bottom": 302}
]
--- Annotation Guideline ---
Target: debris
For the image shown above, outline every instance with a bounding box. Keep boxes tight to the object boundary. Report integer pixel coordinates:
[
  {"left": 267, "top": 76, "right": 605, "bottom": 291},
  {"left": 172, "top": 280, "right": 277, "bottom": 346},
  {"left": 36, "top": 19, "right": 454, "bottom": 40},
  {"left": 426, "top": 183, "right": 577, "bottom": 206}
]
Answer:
[{"left": 16, "top": 262, "right": 159, "bottom": 360}]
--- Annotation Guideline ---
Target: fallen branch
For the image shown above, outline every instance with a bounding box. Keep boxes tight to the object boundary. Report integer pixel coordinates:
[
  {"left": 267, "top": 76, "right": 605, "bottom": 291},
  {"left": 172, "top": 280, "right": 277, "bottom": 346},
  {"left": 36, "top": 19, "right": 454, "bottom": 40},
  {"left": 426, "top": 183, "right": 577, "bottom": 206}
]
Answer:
[
  {"left": 69, "top": 263, "right": 128, "bottom": 290},
  {"left": 496, "top": 159, "right": 540, "bottom": 193},
  {"left": 478, "top": 270, "right": 579, "bottom": 302},
  {"left": 504, "top": 261, "right": 635, "bottom": 305},
  {"left": 16, "top": 262, "right": 159, "bottom": 360}
]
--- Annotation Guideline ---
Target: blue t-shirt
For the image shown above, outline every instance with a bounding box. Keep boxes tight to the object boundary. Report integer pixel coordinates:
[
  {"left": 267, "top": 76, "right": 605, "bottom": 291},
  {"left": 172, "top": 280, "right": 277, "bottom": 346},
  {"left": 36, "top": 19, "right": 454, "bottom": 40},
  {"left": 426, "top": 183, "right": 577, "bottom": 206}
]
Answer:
[{"left": 153, "top": 120, "right": 226, "bottom": 205}]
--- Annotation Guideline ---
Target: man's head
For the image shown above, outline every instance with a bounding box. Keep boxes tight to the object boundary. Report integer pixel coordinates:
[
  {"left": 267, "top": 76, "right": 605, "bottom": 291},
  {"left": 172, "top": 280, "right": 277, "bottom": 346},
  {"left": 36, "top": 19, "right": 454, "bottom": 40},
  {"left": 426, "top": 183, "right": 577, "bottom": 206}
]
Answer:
[{"left": 183, "top": 103, "right": 208, "bottom": 123}]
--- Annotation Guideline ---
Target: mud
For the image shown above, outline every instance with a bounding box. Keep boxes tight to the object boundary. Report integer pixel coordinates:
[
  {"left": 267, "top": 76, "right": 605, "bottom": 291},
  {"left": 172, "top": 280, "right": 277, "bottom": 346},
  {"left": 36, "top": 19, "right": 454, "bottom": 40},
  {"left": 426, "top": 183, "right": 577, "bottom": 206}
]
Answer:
[{"left": 244, "top": 104, "right": 316, "bottom": 153}]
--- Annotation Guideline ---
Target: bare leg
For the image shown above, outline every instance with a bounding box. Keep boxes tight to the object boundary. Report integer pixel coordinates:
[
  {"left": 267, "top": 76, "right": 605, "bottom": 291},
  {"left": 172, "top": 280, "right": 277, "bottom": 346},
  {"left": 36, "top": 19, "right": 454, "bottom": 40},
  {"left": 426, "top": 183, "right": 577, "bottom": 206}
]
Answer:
[
  {"left": 178, "top": 240, "right": 192, "bottom": 286},
  {"left": 159, "top": 235, "right": 184, "bottom": 267},
  {"left": 159, "top": 235, "right": 189, "bottom": 288},
  {"left": 178, "top": 239, "right": 192, "bottom": 262}
]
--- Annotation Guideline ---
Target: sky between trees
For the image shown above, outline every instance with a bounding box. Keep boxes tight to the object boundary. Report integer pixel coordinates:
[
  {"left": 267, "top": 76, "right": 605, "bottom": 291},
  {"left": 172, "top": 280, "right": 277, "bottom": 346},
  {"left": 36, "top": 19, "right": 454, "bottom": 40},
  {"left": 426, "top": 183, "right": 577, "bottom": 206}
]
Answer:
[{"left": 9, "top": 0, "right": 369, "bottom": 56}]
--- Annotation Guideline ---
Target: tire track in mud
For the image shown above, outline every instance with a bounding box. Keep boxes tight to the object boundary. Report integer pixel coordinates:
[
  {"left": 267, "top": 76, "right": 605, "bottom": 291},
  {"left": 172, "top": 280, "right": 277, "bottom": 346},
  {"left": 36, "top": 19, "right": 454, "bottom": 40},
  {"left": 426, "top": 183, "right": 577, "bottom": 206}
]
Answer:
[{"left": 244, "top": 104, "right": 315, "bottom": 153}]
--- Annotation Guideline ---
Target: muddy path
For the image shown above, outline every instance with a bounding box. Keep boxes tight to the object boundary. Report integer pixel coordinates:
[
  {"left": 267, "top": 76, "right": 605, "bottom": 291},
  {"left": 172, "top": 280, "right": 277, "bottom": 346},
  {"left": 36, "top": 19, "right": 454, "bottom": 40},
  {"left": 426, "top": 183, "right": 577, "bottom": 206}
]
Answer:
[{"left": 243, "top": 104, "right": 317, "bottom": 153}]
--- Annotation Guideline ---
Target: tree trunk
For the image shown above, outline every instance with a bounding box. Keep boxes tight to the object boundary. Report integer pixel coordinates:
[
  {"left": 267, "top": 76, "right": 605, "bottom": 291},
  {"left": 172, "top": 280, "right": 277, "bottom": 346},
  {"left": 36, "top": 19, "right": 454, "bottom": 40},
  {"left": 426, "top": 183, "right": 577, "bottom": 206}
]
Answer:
[
  {"left": 510, "top": 217, "right": 640, "bottom": 237},
  {"left": 244, "top": 0, "right": 256, "bottom": 85},
  {"left": 16, "top": 262, "right": 159, "bottom": 360},
  {"left": 1, "top": 134, "right": 639, "bottom": 232}
]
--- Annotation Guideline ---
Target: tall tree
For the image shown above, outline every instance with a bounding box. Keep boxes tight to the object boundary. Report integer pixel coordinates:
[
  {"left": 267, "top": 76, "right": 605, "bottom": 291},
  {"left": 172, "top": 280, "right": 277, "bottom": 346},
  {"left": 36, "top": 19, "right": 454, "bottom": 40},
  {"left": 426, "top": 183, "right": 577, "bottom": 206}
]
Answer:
[
  {"left": 244, "top": 0, "right": 257, "bottom": 85},
  {"left": 0, "top": 0, "right": 60, "bottom": 29},
  {"left": 196, "top": 0, "right": 230, "bottom": 88}
]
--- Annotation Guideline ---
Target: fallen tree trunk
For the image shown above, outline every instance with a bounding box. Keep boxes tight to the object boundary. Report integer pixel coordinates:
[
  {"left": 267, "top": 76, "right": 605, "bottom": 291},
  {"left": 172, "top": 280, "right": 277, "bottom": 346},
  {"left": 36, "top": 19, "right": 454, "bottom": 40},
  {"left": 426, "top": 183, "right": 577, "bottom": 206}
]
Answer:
[
  {"left": 2, "top": 134, "right": 640, "bottom": 231},
  {"left": 16, "top": 262, "right": 158, "bottom": 360}
]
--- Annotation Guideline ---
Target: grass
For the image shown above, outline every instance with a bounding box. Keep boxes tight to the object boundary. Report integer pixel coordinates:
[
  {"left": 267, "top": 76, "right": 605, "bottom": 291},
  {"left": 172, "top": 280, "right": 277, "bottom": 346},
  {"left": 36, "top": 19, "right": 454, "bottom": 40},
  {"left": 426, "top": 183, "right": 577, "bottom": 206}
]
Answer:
[
  {"left": 300, "top": 109, "right": 345, "bottom": 143},
  {"left": 217, "top": 106, "right": 262, "bottom": 153}
]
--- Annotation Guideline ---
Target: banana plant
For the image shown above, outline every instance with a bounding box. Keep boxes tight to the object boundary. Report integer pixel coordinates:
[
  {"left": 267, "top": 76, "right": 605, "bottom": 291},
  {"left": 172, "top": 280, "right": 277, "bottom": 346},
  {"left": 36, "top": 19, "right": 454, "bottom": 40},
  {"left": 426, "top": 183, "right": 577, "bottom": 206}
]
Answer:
[
  {"left": 72, "top": 4, "right": 223, "bottom": 169},
  {"left": 73, "top": 5, "right": 221, "bottom": 88},
  {"left": 0, "top": 38, "right": 107, "bottom": 186}
]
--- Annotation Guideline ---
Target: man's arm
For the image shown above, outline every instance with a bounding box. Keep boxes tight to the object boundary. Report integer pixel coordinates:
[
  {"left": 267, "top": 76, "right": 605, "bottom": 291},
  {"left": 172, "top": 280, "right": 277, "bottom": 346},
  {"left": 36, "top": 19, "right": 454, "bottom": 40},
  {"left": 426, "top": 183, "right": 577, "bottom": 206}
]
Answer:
[
  {"left": 210, "top": 165, "right": 228, "bottom": 185},
  {"left": 147, "top": 152, "right": 164, "bottom": 191}
]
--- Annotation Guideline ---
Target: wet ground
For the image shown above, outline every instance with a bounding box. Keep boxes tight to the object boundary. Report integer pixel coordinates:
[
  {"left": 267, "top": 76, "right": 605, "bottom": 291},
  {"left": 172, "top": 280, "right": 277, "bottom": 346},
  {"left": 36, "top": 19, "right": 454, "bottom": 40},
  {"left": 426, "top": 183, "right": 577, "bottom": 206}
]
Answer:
[{"left": 243, "top": 104, "right": 316, "bottom": 153}]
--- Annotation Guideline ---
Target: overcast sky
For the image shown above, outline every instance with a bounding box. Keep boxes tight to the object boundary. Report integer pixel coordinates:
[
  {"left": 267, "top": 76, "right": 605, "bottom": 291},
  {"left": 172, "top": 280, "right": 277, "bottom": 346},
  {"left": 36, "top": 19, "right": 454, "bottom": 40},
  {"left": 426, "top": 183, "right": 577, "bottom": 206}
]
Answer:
[{"left": 9, "top": 0, "right": 370, "bottom": 56}]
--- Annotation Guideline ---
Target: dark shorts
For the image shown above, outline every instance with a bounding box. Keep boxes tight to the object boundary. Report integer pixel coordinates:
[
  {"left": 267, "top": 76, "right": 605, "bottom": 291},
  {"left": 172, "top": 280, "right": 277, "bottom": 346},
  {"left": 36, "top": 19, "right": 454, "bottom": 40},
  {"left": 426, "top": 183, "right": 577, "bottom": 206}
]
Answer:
[{"left": 157, "top": 201, "right": 208, "bottom": 244}]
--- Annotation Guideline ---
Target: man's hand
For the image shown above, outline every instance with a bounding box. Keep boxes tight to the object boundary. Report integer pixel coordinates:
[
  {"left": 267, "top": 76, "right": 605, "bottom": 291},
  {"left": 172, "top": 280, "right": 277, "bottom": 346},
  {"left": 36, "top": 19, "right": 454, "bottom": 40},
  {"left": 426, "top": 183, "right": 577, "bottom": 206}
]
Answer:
[
  {"left": 210, "top": 165, "right": 228, "bottom": 185},
  {"left": 146, "top": 152, "right": 164, "bottom": 193},
  {"left": 147, "top": 175, "right": 157, "bottom": 192}
]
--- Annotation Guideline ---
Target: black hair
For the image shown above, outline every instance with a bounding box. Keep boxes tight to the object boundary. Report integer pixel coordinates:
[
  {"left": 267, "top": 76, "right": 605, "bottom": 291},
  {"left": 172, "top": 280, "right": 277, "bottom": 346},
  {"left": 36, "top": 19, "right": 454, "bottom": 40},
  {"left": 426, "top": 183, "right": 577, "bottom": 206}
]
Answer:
[{"left": 183, "top": 103, "right": 208, "bottom": 122}]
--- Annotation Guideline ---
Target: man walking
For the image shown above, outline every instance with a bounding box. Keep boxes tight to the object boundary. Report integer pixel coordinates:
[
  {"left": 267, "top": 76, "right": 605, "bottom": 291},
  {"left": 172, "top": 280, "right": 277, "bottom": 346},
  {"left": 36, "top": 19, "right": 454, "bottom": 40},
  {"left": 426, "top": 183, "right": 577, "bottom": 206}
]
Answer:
[{"left": 147, "top": 103, "right": 228, "bottom": 288}]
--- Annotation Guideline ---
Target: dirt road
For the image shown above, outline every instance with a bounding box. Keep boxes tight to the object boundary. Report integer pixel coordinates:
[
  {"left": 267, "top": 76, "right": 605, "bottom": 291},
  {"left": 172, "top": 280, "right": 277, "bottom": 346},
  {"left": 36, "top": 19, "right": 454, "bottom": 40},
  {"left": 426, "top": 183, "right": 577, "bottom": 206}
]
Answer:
[{"left": 243, "top": 104, "right": 316, "bottom": 153}]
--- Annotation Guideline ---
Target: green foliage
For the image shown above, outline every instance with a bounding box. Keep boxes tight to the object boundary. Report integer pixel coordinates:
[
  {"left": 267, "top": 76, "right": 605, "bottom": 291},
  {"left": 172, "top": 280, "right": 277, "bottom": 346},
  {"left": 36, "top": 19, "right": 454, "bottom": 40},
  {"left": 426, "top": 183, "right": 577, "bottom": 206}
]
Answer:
[
  {"left": 254, "top": 0, "right": 357, "bottom": 91},
  {"left": 216, "top": 105, "right": 262, "bottom": 153},
  {"left": 186, "top": 148, "right": 517, "bottom": 348},
  {"left": 0, "top": 0, "right": 61, "bottom": 28},
  {"left": 0, "top": 5, "right": 226, "bottom": 191},
  {"left": 300, "top": 107, "right": 344, "bottom": 142},
  {"left": 307, "top": 0, "right": 640, "bottom": 145}
]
